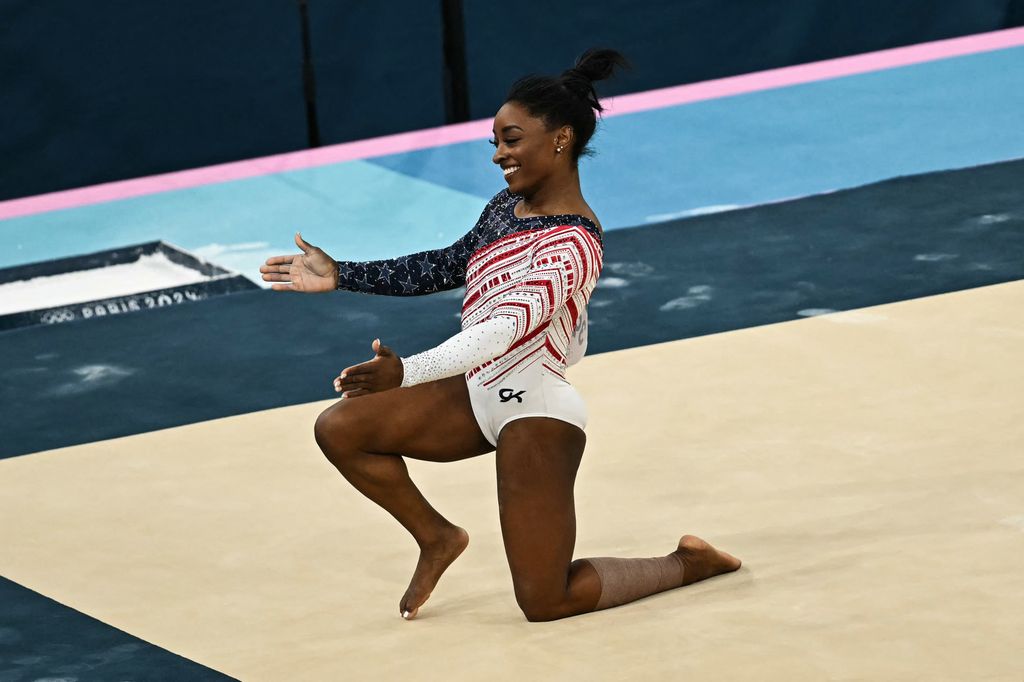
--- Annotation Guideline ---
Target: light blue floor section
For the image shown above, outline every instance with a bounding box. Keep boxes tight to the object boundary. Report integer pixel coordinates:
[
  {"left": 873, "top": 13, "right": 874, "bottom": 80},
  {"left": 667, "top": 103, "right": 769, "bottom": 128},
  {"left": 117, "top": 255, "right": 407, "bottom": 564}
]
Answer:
[
  {"left": 0, "top": 161, "right": 488, "bottom": 282},
  {"left": 373, "top": 46, "right": 1024, "bottom": 228},
  {"left": 2, "top": 45, "right": 1022, "bottom": 282}
]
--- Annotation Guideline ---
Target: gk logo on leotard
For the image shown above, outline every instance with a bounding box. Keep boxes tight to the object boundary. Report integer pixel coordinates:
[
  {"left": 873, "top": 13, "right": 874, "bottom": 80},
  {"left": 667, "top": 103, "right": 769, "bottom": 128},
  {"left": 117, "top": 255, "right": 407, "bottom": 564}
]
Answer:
[{"left": 499, "top": 388, "right": 526, "bottom": 403}]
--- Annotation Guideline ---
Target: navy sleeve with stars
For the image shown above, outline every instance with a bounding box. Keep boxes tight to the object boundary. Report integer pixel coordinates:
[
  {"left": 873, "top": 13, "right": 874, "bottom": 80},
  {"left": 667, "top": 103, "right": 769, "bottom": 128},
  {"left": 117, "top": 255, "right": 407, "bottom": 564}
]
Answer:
[
  {"left": 335, "top": 198, "right": 498, "bottom": 296},
  {"left": 335, "top": 228, "right": 479, "bottom": 296}
]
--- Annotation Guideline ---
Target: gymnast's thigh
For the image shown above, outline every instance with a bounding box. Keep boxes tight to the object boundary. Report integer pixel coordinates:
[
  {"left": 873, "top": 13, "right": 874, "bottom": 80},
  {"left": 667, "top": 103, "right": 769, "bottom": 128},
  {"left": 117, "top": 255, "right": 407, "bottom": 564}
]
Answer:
[{"left": 315, "top": 373, "right": 494, "bottom": 462}]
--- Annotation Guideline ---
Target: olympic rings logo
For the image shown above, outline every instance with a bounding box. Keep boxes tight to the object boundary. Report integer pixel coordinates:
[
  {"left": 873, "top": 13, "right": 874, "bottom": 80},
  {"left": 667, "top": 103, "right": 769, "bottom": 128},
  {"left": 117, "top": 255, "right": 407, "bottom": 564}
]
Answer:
[{"left": 39, "top": 309, "right": 76, "bottom": 324}]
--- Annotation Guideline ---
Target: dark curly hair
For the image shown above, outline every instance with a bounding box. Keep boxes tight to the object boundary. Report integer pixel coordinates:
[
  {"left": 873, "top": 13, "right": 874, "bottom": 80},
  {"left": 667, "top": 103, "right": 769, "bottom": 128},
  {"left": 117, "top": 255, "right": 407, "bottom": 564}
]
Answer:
[{"left": 504, "top": 48, "right": 629, "bottom": 165}]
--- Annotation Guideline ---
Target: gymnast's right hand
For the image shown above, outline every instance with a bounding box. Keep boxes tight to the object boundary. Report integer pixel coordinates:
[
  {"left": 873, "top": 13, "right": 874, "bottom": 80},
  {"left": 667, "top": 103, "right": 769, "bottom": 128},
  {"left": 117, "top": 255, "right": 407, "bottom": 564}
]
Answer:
[{"left": 260, "top": 232, "right": 338, "bottom": 293}]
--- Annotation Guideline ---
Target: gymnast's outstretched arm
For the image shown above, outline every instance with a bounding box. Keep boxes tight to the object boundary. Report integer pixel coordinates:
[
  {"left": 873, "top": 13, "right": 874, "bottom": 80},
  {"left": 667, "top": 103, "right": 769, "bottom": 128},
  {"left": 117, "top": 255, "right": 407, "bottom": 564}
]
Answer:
[{"left": 261, "top": 227, "right": 482, "bottom": 295}]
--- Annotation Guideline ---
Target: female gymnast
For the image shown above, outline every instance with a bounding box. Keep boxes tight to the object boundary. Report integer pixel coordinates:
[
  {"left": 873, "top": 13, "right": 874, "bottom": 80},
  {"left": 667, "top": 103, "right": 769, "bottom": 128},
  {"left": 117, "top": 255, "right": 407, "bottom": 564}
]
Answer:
[{"left": 260, "top": 48, "right": 741, "bottom": 622}]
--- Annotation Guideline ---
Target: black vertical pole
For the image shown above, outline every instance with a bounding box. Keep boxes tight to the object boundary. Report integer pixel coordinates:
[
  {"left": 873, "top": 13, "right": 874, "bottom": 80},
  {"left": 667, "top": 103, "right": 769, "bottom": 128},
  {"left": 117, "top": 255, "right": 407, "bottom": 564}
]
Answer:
[
  {"left": 441, "top": 0, "right": 470, "bottom": 123},
  {"left": 298, "top": 0, "right": 321, "bottom": 147}
]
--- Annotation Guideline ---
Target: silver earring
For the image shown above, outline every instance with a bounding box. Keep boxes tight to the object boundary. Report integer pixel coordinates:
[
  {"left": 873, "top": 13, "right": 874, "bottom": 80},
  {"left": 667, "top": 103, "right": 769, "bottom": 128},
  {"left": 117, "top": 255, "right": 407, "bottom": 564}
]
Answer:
[{"left": 556, "top": 146, "right": 563, "bottom": 154}]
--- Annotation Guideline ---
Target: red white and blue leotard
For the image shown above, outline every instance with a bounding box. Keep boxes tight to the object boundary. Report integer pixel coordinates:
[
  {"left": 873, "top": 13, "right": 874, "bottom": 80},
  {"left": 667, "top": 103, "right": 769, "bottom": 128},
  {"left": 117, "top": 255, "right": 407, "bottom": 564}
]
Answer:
[{"left": 336, "top": 189, "right": 604, "bottom": 444}]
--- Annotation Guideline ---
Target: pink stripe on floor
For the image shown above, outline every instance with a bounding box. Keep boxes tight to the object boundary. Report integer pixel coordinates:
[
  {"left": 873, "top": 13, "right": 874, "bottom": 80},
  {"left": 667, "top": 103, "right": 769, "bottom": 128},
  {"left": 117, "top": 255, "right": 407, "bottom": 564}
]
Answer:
[
  {"left": 601, "top": 26, "right": 1024, "bottom": 116},
  {"left": 3, "top": 26, "right": 1023, "bottom": 221}
]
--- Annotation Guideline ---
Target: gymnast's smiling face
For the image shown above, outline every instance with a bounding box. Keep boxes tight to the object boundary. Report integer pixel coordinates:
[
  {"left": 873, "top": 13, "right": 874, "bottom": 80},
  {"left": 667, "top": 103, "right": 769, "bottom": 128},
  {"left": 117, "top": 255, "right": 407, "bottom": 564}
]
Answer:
[{"left": 491, "top": 100, "right": 572, "bottom": 197}]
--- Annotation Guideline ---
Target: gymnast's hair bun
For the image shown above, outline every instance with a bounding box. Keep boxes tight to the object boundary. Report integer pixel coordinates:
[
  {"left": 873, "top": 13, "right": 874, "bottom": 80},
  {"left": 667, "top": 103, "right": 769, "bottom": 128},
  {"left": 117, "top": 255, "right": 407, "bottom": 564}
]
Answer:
[
  {"left": 560, "top": 48, "right": 630, "bottom": 112},
  {"left": 504, "top": 48, "right": 629, "bottom": 162}
]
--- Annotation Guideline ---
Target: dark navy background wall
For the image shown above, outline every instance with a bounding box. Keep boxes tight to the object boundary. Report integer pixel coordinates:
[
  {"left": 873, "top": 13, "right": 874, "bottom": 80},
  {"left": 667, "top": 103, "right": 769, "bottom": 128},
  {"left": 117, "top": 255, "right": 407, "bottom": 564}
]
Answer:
[
  {"left": 307, "top": 1, "right": 445, "bottom": 146},
  {"left": 0, "top": 1, "right": 309, "bottom": 199},
  {"left": 1, "top": 0, "right": 1022, "bottom": 202},
  {"left": 462, "top": 0, "right": 1019, "bottom": 118}
]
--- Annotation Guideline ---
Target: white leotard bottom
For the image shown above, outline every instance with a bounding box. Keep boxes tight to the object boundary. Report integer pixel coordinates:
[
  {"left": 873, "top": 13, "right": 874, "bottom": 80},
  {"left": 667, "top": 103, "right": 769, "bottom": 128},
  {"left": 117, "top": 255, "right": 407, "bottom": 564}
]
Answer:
[{"left": 466, "top": 358, "right": 588, "bottom": 447}]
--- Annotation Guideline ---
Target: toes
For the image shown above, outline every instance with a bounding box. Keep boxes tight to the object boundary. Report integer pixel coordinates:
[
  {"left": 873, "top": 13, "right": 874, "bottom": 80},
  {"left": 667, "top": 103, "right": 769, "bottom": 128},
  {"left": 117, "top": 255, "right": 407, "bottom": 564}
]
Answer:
[{"left": 399, "top": 590, "right": 431, "bottom": 619}]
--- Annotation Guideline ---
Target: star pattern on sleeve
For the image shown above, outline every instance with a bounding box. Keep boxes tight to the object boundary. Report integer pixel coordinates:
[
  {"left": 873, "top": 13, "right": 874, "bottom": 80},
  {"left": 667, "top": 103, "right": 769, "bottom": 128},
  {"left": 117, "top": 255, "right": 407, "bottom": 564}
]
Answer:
[
  {"left": 376, "top": 262, "right": 394, "bottom": 281},
  {"left": 333, "top": 189, "right": 602, "bottom": 297},
  {"left": 417, "top": 254, "right": 435, "bottom": 277}
]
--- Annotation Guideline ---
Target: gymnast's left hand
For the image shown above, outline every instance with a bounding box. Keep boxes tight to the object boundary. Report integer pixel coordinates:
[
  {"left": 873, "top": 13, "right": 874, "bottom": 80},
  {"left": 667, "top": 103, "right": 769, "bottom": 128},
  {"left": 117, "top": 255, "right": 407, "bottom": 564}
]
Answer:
[{"left": 334, "top": 339, "right": 404, "bottom": 398}]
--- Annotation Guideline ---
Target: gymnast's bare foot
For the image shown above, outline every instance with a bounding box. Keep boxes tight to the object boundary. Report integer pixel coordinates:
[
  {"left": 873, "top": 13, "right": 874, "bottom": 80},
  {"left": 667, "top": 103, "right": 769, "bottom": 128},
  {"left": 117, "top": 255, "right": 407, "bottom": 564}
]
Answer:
[
  {"left": 400, "top": 525, "right": 470, "bottom": 620},
  {"left": 673, "top": 535, "right": 742, "bottom": 586}
]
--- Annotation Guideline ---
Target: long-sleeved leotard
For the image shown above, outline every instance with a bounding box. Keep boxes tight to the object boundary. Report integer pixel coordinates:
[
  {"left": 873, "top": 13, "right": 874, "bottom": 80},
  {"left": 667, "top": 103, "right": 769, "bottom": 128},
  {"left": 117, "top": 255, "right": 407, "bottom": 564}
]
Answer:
[{"left": 336, "top": 189, "right": 603, "bottom": 387}]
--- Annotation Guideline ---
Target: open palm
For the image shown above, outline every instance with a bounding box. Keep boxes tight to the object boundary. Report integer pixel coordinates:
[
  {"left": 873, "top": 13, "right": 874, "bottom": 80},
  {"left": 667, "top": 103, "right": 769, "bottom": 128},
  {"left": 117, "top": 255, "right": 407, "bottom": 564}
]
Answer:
[{"left": 260, "top": 233, "right": 337, "bottom": 292}]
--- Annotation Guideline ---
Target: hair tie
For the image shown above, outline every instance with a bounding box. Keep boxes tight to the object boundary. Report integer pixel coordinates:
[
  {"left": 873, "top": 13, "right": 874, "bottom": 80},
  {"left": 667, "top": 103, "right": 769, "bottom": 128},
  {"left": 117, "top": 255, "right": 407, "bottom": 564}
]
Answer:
[{"left": 561, "top": 70, "right": 597, "bottom": 105}]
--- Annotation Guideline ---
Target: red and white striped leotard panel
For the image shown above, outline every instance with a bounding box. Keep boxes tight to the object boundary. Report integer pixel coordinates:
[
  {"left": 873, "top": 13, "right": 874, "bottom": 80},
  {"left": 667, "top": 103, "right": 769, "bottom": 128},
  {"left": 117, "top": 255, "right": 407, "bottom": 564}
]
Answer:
[{"left": 462, "top": 223, "right": 603, "bottom": 386}]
